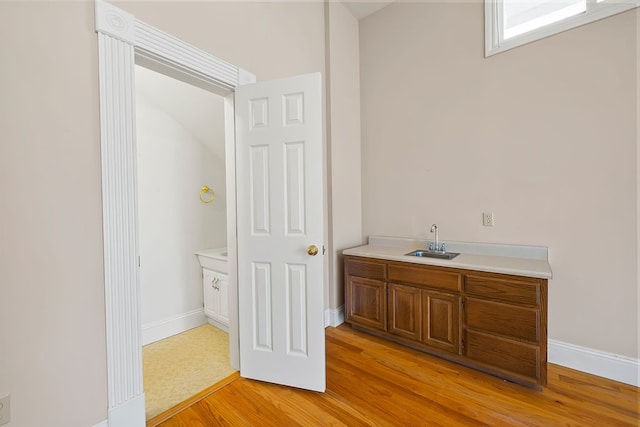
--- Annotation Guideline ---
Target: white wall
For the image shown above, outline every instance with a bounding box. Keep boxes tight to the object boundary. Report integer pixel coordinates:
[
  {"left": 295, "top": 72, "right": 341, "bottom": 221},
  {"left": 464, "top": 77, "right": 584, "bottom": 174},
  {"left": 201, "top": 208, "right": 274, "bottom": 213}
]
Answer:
[
  {"left": 135, "top": 66, "right": 226, "bottom": 341},
  {"left": 326, "top": 2, "right": 363, "bottom": 316},
  {"left": 360, "top": 3, "right": 638, "bottom": 359}
]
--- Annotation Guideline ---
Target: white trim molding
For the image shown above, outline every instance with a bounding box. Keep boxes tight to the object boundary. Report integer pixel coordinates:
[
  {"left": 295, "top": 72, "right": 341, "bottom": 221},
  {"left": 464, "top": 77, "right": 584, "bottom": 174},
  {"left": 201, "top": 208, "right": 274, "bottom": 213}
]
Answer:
[
  {"left": 141, "top": 308, "right": 207, "bottom": 346},
  {"left": 95, "top": 1, "right": 252, "bottom": 425},
  {"left": 549, "top": 339, "right": 640, "bottom": 387},
  {"left": 324, "top": 306, "right": 345, "bottom": 328},
  {"left": 108, "top": 394, "right": 145, "bottom": 427},
  {"left": 96, "top": 26, "right": 143, "bottom": 420}
]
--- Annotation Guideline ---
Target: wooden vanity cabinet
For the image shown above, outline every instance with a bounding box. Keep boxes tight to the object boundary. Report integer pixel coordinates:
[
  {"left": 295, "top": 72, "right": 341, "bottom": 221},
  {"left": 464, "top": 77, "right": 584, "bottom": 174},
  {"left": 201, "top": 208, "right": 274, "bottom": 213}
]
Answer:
[
  {"left": 345, "top": 256, "right": 463, "bottom": 356},
  {"left": 344, "top": 255, "right": 548, "bottom": 388}
]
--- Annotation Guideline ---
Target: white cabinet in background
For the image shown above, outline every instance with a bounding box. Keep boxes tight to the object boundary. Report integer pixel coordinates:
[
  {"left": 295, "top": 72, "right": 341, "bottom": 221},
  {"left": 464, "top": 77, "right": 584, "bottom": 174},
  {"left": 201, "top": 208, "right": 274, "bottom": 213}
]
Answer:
[{"left": 203, "top": 268, "right": 229, "bottom": 331}]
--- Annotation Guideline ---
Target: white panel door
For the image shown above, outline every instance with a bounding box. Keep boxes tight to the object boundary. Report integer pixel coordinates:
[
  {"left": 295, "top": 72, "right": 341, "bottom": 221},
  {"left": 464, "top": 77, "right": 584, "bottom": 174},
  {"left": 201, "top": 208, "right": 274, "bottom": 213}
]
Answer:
[{"left": 236, "top": 72, "right": 325, "bottom": 392}]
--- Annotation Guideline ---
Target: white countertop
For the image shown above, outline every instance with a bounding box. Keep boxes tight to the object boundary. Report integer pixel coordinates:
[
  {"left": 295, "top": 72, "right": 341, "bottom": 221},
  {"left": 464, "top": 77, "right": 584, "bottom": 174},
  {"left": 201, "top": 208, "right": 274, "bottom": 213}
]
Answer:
[
  {"left": 195, "top": 247, "right": 228, "bottom": 273},
  {"left": 343, "top": 237, "right": 552, "bottom": 279},
  {"left": 195, "top": 247, "right": 228, "bottom": 261}
]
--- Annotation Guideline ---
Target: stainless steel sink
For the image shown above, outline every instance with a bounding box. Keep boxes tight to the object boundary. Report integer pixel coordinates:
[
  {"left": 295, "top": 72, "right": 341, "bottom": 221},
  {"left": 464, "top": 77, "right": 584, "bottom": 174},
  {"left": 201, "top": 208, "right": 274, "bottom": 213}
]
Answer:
[{"left": 405, "top": 250, "right": 460, "bottom": 260}]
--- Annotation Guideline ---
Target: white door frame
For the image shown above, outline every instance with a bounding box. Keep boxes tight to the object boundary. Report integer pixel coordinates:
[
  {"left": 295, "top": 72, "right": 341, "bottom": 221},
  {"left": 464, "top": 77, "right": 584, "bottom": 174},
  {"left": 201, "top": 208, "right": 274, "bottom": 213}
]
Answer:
[{"left": 95, "top": 1, "right": 254, "bottom": 424}]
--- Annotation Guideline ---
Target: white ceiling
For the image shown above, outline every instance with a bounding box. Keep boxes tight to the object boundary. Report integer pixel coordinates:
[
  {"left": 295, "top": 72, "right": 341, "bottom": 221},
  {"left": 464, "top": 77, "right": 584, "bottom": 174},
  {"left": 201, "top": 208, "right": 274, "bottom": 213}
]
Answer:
[{"left": 342, "top": 1, "right": 394, "bottom": 20}]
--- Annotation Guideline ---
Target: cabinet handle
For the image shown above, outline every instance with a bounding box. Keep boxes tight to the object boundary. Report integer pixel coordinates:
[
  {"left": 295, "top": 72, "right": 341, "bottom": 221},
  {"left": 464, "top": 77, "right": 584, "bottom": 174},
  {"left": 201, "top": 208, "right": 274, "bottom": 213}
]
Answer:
[{"left": 210, "top": 275, "right": 225, "bottom": 290}]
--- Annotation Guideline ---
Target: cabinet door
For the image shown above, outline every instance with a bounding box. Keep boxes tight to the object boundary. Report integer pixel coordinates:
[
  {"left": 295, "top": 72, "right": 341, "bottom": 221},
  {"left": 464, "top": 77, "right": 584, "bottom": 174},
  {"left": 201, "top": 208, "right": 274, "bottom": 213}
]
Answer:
[
  {"left": 203, "top": 269, "right": 217, "bottom": 318},
  {"left": 213, "top": 271, "right": 229, "bottom": 326},
  {"left": 388, "top": 283, "right": 422, "bottom": 341},
  {"left": 422, "top": 290, "right": 460, "bottom": 354},
  {"left": 345, "top": 276, "right": 387, "bottom": 331}
]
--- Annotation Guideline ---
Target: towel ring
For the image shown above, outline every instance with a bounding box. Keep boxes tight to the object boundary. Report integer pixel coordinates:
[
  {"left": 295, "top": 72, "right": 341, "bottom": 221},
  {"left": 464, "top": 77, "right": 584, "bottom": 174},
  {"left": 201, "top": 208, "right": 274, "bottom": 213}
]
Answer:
[{"left": 200, "top": 186, "right": 215, "bottom": 203}]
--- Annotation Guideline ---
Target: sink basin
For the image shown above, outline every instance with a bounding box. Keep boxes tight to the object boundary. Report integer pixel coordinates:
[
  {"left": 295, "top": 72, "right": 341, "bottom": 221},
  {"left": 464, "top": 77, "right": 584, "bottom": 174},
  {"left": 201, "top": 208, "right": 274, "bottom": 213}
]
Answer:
[{"left": 405, "top": 250, "right": 460, "bottom": 260}]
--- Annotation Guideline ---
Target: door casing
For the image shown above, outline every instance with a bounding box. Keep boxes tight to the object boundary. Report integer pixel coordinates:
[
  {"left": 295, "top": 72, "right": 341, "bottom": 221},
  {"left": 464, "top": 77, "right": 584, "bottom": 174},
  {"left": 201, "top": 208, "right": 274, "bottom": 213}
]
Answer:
[{"left": 95, "top": 1, "right": 255, "bottom": 424}]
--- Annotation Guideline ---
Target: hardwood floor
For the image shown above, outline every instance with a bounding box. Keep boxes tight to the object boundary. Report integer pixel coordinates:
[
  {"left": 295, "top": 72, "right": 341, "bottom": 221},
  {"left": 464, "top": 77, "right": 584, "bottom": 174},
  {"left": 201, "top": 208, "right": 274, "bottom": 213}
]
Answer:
[{"left": 159, "top": 325, "right": 639, "bottom": 426}]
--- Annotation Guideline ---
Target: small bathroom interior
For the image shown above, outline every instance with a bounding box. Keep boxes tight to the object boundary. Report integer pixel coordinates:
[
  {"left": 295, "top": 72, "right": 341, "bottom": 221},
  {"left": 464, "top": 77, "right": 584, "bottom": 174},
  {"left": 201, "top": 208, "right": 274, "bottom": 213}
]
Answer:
[{"left": 135, "top": 64, "right": 235, "bottom": 420}]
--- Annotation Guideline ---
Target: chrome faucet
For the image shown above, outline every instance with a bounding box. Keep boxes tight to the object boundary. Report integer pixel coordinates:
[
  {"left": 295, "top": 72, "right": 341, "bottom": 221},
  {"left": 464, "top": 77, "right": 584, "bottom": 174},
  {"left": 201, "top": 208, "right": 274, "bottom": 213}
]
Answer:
[
  {"left": 429, "top": 223, "right": 445, "bottom": 253},
  {"left": 430, "top": 224, "right": 439, "bottom": 252}
]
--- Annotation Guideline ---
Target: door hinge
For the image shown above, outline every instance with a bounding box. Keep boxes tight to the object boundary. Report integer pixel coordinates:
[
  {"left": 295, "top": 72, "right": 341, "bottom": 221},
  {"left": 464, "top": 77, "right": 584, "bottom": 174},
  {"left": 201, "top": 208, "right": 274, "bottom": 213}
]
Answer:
[
  {"left": 461, "top": 339, "right": 465, "bottom": 350},
  {"left": 138, "top": 256, "right": 141, "bottom": 267}
]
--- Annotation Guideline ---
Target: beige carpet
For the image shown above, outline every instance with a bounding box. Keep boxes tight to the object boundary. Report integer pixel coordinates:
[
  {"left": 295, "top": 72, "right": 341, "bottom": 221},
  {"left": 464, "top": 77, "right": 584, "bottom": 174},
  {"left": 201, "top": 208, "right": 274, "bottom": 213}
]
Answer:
[{"left": 142, "top": 324, "right": 236, "bottom": 419}]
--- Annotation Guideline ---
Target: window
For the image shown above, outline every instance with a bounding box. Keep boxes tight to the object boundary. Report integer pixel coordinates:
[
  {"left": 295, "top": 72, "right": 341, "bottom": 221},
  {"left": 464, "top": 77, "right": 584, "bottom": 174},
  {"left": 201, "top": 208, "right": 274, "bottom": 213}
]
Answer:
[{"left": 485, "top": 0, "right": 638, "bottom": 56}]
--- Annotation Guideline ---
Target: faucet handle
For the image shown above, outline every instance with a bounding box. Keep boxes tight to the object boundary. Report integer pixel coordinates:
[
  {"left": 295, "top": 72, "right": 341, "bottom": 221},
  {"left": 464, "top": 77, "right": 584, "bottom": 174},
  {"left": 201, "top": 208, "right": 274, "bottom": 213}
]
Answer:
[
  {"left": 440, "top": 243, "right": 446, "bottom": 253},
  {"left": 428, "top": 242, "right": 434, "bottom": 251}
]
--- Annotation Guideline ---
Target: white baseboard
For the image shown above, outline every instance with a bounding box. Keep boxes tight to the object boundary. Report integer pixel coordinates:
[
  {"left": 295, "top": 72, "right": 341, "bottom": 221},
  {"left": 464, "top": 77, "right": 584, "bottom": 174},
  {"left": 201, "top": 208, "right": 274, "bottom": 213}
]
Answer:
[
  {"left": 93, "top": 420, "right": 109, "bottom": 427},
  {"left": 207, "top": 317, "right": 229, "bottom": 333},
  {"left": 324, "top": 305, "right": 345, "bottom": 328},
  {"left": 142, "top": 308, "right": 207, "bottom": 345},
  {"left": 107, "top": 392, "right": 145, "bottom": 427},
  {"left": 549, "top": 339, "right": 639, "bottom": 387}
]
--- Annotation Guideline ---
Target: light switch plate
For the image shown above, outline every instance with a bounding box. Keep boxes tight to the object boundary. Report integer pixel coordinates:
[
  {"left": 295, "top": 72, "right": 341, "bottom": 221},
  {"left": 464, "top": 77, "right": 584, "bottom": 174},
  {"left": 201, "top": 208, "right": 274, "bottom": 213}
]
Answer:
[{"left": 0, "top": 394, "right": 10, "bottom": 426}]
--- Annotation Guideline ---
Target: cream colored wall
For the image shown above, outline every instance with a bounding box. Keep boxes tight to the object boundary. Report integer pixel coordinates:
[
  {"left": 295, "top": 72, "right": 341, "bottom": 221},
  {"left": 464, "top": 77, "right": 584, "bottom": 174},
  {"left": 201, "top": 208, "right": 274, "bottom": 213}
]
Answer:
[
  {"left": 118, "top": 1, "right": 325, "bottom": 82},
  {"left": 0, "top": 1, "right": 326, "bottom": 426},
  {"left": 327, "top": 2, "right": 363, "bottom": 312},
  {"left": 0, "top": 2, "right": 108, "bottom": 426},
  {"left": 360, "top": 3, "right": 638, "bottom": 358},
  {"left": 636, "top": 7, "right": 640, "bottom": 367}
]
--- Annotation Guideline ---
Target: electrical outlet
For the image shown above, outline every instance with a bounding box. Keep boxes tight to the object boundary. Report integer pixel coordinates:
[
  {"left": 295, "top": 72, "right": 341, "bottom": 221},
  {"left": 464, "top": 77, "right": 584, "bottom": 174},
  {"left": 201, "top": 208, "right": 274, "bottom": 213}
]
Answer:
[
  {"left": 482, "top": 212, "right": 495, "bottom": 227},
  {"left": 0, "top": 394, "right": 10, "bottom": 426}
]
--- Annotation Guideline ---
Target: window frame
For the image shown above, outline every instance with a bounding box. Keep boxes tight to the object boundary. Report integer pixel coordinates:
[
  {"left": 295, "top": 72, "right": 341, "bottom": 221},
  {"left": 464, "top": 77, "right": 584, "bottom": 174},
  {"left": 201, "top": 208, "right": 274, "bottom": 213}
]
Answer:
[{"left": 485, "top": 0, "right": 639, "bottom": 57}]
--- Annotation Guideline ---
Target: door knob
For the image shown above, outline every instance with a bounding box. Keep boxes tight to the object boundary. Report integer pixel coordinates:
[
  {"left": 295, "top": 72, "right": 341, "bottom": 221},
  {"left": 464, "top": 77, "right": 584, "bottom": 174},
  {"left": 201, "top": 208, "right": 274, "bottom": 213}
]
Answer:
[{"left": 307, "top": 245, "right": 319, "bottom": 256}]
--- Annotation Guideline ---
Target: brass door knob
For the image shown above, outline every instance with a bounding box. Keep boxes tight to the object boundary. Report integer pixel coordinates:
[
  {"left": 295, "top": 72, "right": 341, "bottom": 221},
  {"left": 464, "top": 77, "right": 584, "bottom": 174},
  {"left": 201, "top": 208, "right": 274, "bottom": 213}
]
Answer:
[{"left": 307, "top": 245, "right": 319, "bottom": 256}]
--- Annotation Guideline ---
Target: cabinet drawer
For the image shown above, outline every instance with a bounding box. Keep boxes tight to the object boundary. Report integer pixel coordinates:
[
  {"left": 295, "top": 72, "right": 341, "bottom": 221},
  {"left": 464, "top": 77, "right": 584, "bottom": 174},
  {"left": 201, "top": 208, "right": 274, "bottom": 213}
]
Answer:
[
  {"left": 465, "top": 298, "right": 539, "bottom": 342},
  {"left": 346, "top": 258, "right": 386, "bottom": 281},
  {"left": 388, "top": 264, "right": 461, "bottom": 292},
  {"left": 465, "top": 330, "right": 540, "bottom": 380},
  {"left": 464, "top": 275, "right": 540, "bottom": 306}
]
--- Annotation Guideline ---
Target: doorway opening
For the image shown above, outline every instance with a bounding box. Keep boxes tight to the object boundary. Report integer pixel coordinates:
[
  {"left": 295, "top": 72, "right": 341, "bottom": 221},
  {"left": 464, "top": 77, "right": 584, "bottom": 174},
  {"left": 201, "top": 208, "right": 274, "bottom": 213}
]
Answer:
[{"left": 134, "top": 65, "right": 236, "bottom": 420}]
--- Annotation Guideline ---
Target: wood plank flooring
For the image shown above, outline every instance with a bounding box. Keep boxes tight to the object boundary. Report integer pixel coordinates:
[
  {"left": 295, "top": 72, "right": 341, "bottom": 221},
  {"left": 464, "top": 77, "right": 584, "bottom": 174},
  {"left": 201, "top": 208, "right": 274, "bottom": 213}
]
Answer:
[{"left": 159, "top": 325, "right": 639, "bottom": 426}]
